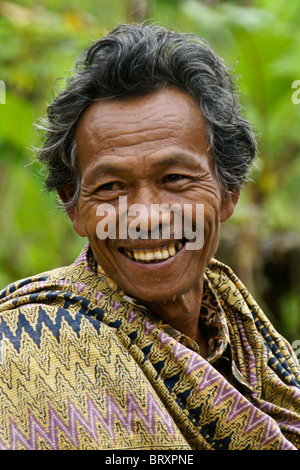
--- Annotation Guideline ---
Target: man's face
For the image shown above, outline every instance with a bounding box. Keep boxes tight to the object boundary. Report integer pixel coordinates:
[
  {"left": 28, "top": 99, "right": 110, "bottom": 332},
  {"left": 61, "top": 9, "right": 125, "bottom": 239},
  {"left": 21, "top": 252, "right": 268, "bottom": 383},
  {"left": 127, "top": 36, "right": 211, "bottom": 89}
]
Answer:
[{"left": 68, "top": 87, "right": 237, "bottom": 302}]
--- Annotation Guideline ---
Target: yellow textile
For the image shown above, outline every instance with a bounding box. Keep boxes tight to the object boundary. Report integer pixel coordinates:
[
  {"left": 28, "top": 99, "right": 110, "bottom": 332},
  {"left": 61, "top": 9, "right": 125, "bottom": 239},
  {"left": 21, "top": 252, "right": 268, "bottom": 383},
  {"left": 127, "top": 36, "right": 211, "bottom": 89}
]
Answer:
[{"left": 0, "top": 245, "right": 299, "bottom": 450}]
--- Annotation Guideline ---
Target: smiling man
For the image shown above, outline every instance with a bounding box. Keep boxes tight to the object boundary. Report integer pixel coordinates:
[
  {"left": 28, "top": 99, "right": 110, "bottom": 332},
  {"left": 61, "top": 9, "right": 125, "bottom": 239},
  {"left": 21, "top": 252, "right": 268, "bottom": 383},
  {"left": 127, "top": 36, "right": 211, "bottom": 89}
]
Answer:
[
  {"left": 70, "top": 86, "right": 234, "bottom": 351},
  {"left": 0, "top": 23, "right": 299, "bottom": 450}
]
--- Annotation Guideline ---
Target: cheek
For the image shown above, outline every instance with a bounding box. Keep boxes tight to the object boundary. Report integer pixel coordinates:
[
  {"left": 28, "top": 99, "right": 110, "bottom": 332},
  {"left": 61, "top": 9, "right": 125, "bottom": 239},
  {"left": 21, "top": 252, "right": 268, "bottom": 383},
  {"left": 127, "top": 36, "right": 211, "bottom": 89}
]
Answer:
[
  {"left": 200, "top": 199, "right": 222, "bottom": 252},
  {"left": 78, "top": 200, "right": 101, "bottom": 236},
  {"left": 204, "top": 192, "right": 222, "bottom": 221},
  {"left": 78, "top": 204, "right": 118, "bottom": 264},
  {"left": 193, "top": 196, "right": 221, "bottom": 228}
]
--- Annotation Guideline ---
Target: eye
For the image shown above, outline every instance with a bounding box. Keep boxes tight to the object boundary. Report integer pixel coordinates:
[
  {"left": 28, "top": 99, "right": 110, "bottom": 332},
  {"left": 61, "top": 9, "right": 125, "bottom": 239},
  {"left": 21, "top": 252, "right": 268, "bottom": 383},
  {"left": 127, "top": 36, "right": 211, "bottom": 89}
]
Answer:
[
  {"left": 97, "top": 182, "right": 127, "bottom": 192},
  {"left": 162, "top": 174, "right": 189, "bottom": 183}
]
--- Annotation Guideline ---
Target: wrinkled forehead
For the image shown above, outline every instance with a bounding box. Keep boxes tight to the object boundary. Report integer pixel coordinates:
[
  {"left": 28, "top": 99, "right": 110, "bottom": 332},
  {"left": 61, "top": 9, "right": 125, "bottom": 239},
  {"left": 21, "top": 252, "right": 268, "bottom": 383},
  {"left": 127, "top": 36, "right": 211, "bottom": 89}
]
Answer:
[{"left": 74, "top": 86, "right": 211, "bottom": 171}]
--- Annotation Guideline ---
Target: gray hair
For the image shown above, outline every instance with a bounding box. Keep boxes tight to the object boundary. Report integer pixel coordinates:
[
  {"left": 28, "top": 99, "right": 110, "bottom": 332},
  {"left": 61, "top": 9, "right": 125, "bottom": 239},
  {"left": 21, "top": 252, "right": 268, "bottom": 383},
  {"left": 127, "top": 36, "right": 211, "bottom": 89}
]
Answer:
[{"left": 36, "top": 23, "right": 257, "bottom": 210}]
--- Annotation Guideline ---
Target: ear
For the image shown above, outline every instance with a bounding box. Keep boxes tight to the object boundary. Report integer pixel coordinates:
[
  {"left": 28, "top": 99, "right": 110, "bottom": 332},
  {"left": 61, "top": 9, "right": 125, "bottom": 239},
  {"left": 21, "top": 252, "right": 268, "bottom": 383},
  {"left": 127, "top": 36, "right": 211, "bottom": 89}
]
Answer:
[
  {"left": 57, "top": 186, "right": 86, "bottom": 238},
  {"left": 220, "top": 189, "right": 240, "bottom": 223}
]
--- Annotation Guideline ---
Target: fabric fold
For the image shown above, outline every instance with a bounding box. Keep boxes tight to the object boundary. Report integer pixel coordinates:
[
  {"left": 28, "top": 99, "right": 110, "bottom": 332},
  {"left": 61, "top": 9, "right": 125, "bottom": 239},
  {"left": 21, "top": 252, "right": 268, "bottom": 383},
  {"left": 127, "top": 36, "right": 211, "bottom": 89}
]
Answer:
[{"left": 0, "top": 245, "right": 299, "bottom": 450}]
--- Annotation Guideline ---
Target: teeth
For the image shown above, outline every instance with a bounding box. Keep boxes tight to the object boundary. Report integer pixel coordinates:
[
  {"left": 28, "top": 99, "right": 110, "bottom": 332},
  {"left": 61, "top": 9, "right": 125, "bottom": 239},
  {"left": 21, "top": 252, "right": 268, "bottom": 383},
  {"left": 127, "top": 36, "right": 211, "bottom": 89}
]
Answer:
[
  {"left": 146, "top": 251, "right": 154, "bottom": 261},
  {"left": 154, "top": 249, "right": 163, "bottom": 260},
  {"left": 124, "top": 240, "right": 184, "bottom": 263},
  {"left": 168, "top": 244, "right": 176, "bottom": 257}
]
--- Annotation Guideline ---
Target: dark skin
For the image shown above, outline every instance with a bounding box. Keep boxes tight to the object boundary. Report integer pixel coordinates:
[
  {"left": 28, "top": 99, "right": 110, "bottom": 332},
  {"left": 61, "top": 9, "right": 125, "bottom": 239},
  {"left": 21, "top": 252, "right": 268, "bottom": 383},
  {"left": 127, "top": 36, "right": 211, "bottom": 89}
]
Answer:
[{"left": 59, "top": 86, "right": 239, "bottom": 357}]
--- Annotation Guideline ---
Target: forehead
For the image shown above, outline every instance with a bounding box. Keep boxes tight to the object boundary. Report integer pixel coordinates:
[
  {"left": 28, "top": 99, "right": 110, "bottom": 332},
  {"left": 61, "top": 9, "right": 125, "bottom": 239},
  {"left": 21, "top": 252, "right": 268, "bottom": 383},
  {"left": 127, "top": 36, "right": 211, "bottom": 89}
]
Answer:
[{"left": 75, "top": 86, "right": 210, "bottom": 171}]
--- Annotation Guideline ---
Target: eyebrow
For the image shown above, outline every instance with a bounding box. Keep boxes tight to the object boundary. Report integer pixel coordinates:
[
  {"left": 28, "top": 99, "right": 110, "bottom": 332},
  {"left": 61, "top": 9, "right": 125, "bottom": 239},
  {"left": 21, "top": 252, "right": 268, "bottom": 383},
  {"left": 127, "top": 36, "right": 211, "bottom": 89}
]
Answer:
[
  {"left": 84, "top": 161, "right": 128, "bottom": 181},
  {"left": 84, "top": 151, "right": 205, "bottom": 181},
  {"left": 150, "top": 154, "right": 199, "bottom": 169}
]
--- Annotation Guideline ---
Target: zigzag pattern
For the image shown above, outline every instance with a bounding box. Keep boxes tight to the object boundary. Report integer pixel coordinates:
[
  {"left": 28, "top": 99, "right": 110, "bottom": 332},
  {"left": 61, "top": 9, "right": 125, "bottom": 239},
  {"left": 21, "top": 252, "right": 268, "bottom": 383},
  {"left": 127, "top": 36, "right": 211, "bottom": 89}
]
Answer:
[
  {"left": 0, "top": 245, "right": 299, "bottom": 450},
  {"left": 206, "top": 369, "right": 295, "bottom": 449},
  {"left": 0, "top": 295, "right": 104, "bottom": 351},
  {"left": 3, "top": 392, "right": 175, "bottom": 450},
  {"left": 172, "top": 351, "right": 295, "bottom": 449}
]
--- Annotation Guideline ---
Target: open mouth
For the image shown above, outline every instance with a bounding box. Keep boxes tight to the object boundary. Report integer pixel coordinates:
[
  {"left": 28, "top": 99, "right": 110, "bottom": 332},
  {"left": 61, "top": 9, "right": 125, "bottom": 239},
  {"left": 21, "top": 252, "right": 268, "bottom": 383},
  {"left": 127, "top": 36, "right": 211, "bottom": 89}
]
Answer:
[{"left": 118, "top": 239, "right": 187, "bottom": 263}]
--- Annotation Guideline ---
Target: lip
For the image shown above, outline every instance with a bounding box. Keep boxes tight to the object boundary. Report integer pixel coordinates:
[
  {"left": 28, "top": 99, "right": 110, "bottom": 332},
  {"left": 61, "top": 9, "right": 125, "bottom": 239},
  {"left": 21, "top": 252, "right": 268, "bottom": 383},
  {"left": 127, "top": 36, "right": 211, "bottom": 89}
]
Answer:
[
  {"left": 113, "top": 238, "right": 183, "bottom": 251},
  {"left": 116, "top": 238, "right": 187, "bottom": 269}
]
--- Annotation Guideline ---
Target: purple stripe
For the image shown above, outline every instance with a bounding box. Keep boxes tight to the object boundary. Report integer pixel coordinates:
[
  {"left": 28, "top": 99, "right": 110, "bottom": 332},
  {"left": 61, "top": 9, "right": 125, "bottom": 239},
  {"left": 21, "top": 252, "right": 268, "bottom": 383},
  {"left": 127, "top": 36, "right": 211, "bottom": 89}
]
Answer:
[{"left": 7, "top": 391, "right": 175, "bottom": 450}]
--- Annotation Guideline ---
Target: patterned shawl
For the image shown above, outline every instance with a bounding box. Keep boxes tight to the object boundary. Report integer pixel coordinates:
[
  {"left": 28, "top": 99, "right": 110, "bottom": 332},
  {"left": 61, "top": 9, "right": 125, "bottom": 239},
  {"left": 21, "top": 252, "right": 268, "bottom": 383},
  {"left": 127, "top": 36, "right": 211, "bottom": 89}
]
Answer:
[{"left": 0, "top": 244, "right": 299, "bottom": 450}]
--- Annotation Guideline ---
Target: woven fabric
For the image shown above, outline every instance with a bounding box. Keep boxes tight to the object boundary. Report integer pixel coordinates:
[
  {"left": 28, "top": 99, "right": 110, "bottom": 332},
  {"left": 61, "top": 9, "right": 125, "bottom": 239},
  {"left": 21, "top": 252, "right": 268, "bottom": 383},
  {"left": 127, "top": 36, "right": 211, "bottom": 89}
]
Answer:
[{"left": 0, "top": 245, "right": 299, "bottom": 450}]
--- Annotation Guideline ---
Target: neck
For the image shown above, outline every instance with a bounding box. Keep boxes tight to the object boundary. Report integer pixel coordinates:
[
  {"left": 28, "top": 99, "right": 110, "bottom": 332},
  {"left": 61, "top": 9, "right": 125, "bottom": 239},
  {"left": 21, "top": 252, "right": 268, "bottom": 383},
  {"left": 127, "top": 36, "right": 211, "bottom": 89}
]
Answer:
[{"left": 144, "top": 278, "right": 208, "bottom": 356}]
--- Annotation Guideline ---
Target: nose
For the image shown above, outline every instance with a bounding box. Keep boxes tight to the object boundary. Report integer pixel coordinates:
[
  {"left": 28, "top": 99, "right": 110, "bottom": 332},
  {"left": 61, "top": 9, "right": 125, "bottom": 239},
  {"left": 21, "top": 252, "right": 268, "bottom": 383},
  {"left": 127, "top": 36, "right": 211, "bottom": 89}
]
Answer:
[{"left": 119, "top": 187, "right": 182, "bottom": 240}]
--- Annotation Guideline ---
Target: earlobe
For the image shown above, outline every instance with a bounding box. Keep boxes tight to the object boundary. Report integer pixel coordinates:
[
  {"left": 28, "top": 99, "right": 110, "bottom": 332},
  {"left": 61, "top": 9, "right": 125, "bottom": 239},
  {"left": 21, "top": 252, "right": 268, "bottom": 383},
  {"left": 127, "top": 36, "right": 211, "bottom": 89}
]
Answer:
[
  {"left": 57, "top": 188, "right": 86, "bottom": 238},
  {"left": 220, "top": 189, "right": 240, "bottom": 222}
]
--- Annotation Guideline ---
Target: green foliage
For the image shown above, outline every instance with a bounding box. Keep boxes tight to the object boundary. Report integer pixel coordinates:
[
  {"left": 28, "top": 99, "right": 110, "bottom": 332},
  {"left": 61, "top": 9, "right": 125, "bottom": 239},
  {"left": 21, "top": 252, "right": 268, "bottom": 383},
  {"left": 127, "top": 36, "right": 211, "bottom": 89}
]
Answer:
[{"left": 1, "top": 0, "right": 300, "bottom": 341}]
